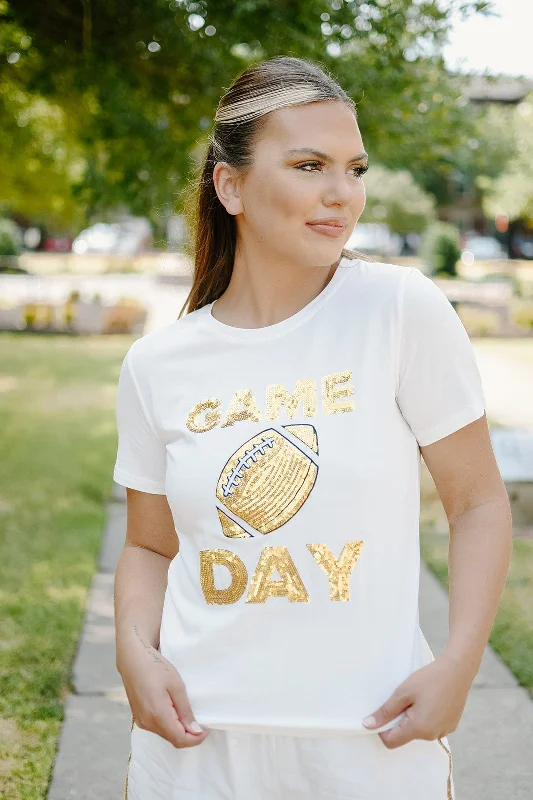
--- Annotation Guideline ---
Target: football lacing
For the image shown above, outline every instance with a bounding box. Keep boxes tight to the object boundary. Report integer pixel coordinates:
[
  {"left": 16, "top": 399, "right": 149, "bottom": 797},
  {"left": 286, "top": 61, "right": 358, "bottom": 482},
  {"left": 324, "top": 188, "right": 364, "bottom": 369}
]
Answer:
[{"left": 222, "top": 436, "right": 275, "bottom": 497}]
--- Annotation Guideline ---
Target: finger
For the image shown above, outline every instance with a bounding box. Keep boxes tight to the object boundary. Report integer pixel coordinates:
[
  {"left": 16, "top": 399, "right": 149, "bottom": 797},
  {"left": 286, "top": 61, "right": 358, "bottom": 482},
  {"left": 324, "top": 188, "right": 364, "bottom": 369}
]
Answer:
[
  {"left": 155, "top": 704, "right": 209, "bottom": 749},
  {"left": 362, "top": 687, "right": 412, "bottom": 730},
  {"left": 379, "top": 713, "right": 417, "bottom": 749},
  {"left": 166, "top": 681, "right": 206, "bottom": 738}
]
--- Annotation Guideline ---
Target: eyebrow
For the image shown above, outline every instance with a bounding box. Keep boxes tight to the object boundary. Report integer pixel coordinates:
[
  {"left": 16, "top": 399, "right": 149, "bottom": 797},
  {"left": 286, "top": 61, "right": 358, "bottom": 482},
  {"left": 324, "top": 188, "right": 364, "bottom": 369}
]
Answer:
[{"left": 286, "top": 148, "right": 369, "bottom": 163}]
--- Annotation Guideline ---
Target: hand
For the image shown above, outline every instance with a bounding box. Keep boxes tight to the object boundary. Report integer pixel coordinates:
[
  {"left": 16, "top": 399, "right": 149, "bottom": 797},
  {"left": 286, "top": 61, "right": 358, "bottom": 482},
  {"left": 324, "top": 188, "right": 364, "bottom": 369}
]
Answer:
[
  {"left": 362, "top": 652, "right": 474, "bottom": 749},
  {"left": 118, "top": 630, "right": 209, "bottom": 749}
]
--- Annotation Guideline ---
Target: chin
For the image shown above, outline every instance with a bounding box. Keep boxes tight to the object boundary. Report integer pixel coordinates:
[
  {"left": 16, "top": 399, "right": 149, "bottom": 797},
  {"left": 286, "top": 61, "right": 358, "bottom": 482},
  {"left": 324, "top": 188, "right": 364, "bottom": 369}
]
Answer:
[{"left": 310, "top": 245, "right": 346, "bottom": 267}]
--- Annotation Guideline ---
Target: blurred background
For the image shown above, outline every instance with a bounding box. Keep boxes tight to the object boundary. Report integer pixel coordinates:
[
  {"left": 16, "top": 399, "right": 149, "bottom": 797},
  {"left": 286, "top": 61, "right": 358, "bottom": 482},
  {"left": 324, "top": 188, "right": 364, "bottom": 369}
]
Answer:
[
  {"left": 1, "top": 2, "right": 533, "bottom": 799},
  {"left": 2, "top": 0, "right": 533, "bottom": 337}
]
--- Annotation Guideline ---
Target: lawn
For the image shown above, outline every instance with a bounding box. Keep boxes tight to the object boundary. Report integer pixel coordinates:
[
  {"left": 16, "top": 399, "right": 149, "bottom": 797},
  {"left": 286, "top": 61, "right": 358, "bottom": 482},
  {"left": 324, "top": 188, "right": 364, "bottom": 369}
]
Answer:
[{"left": 0, "top": 333, "right": 133, "bottom": 800}]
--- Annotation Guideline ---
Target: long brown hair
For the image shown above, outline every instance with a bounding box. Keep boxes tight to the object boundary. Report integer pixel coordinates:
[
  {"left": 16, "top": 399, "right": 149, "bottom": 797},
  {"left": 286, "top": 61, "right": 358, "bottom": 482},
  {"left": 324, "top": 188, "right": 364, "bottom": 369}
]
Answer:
[{"left": 178, "top": 55, "right": 372, "bottom": 319}]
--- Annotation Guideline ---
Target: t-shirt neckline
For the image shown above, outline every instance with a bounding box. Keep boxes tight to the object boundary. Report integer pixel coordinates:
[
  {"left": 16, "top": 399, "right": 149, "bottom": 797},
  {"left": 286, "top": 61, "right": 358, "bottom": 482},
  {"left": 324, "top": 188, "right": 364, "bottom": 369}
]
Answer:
[{"left": 202, "top": 255, "right": 356, "bottom": 342}]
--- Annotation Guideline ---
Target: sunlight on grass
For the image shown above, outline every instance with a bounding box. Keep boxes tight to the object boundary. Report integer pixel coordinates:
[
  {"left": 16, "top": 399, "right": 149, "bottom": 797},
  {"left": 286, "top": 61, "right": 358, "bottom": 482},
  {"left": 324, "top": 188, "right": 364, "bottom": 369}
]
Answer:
[{"left": 0, "top": 332, "right": 134, "bottom": 799}]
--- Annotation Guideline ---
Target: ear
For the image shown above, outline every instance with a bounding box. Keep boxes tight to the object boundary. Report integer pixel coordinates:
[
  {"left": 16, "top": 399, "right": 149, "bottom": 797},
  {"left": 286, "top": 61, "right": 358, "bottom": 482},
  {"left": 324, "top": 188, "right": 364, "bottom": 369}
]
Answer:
[{"left": 213, "top": 161, "right": 244, "bottom": 216}]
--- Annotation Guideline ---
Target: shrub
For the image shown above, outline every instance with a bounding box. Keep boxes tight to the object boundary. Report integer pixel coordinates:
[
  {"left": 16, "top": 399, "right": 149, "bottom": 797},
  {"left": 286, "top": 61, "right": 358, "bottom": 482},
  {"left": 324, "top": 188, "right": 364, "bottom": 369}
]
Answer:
[
  {"left": 102, "top": 306, "right": 142, "bottom": 334},
  {"left": 24, "top": 303, "right": 36, "bottom": 329},
  {"left": 419, "top": 222, "right": 461, "bottom": 277},
  {"left": 102, "top": 296, "right": 147, "bottom": 334},
  {"left": 456, "top": 304, "right": 501, "bottom": 337},
  {"left": 0, "top": 218, "right": 23, "bottom": 256},
  {"left": 64, "top": 300, "right": 76, "bottom": 327},
  {"left": 511, "top": 299, "right": 533, "bottom": 330}
]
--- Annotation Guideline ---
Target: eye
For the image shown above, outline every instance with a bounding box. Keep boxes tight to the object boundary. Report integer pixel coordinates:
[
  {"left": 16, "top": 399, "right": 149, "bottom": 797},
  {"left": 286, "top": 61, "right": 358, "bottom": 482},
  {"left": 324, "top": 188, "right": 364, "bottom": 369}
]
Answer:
[
  {"left": 352, "top": 164, "right": 369, "bottom": 178},
  {"left": 296, "top": 162, "right": 323, "bottom": 172},
  {"left": 296, "top": 161, "right": 369, "bottom": 177}
]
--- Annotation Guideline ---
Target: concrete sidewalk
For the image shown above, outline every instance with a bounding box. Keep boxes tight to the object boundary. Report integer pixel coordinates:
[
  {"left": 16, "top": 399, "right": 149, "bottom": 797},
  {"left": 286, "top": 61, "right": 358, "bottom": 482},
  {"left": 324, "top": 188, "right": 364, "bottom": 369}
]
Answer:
[{"left": 46, "top": 480, "right": 533, "bottom": 799}]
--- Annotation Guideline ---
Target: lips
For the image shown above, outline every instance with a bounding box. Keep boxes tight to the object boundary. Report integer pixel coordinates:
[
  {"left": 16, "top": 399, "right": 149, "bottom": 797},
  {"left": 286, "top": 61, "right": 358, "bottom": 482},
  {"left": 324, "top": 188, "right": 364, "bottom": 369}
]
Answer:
[{"left": 306, "top": 221, "right": 346, "bottom": 238}]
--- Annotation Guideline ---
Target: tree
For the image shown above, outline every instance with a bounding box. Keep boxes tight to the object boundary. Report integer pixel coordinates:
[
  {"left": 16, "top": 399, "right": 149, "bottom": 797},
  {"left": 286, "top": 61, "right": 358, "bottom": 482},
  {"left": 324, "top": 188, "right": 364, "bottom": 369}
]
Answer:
[
  {"left": 1, "top": 0, "right": 494, "bottom": 234},
  {"left": 360, "top": 164, "right": 436, "bottom": 233},
  {"left": 481, "top": 93, "right": 533, "bottom": 222}
]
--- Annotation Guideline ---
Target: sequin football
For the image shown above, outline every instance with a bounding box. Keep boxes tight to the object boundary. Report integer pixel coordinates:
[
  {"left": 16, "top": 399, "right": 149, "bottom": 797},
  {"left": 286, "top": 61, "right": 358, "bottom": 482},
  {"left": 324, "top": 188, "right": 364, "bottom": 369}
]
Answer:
[{"left": 215, "top": 425, "right": 318, "bottom": 538}]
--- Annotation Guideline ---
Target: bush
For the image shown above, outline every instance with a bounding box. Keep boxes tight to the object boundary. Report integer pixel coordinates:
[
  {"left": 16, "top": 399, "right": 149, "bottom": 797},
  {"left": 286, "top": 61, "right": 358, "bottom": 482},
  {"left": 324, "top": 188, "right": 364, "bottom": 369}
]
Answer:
[
  {"left": 102, "top": 306, "right": 142, "bottom": 334},
  {"left": 0, "top": 218, "right": 23, "bottom": 256},
  {"left": 24, "top": 303, "right": 37, "bottom": 329},
  {"left": 456, "top": 304, "right": 501, "bottom": 337},
  {"left": 102, "top": 296, "right": 147, "bottom": 334},
  {"left": 419, "top": 222, "right": 461, "bottom": 277},
  {"left": 511, "top": 299, "right": 533, "bottom": 330}
]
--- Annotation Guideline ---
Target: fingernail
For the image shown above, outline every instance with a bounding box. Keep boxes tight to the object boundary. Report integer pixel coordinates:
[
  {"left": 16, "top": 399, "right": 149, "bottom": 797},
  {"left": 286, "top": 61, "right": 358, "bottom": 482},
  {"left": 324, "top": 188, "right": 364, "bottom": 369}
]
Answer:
[
  {"left": 362, "top": 715, "right": 376, "bottom": 727},
  {"left": 189, "top": 720, "right": 203, "bottom": 733}
]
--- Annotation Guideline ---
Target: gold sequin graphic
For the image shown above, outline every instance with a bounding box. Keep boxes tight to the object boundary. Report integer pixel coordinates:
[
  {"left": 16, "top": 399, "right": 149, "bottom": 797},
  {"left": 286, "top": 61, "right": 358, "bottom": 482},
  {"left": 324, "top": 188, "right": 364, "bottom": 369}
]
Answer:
[
  {"left": 221, "top": 389, "right": 262, "bottom": 428},
  {"left": 217, "top": 508, "right": 252, "bottom": 538},
  {"left": 216, "top": 425, "right": 318, "bottom": 536},
  {"left": 288, "top": 424, "right": 318, "bottom": 453},
  {"left": 200, "top": 549, "right": 248, "bottom": 604},
  {"left": 321, "top": 370, "right": 355, "bottom": 414},
  {"left": 265, "top": 379, "right": 317, "bottom": 420},
  {"left": 246, "top": 546, "right": 310, "bottom": 603},
  {"left": 307, "top": 541, "right": 364, "bottom": 601},
  {"left": 186, "top": 398, "right": 221, "bottom": 433}
]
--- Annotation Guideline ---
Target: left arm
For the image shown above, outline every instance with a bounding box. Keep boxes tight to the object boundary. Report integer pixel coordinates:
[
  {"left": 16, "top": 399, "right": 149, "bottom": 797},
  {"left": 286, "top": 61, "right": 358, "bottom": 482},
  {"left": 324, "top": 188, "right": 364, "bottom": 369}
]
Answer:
[{"left": 363, "top": 412, "right": 513, "bottom": 748}]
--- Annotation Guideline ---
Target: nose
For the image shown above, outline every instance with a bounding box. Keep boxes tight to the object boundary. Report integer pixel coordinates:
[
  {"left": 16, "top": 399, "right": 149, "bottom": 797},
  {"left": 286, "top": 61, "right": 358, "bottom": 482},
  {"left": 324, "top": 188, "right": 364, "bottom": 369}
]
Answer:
[{"left": 323, "top": 169, "right": 361, "bottom": 207}]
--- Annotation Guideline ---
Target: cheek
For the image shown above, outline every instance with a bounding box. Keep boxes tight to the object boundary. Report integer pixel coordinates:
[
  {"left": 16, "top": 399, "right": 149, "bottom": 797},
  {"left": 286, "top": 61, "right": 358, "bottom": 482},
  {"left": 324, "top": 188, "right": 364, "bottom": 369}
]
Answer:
[{"left": 258, "top": 172, "right": 315, "bottom": 221}]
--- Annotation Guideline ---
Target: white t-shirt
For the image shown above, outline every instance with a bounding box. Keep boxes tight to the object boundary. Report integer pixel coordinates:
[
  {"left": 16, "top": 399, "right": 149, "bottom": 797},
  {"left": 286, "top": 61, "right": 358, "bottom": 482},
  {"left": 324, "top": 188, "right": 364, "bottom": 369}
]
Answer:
[{"left": 113, "top": 256, "right": 486, "bottom": 737}]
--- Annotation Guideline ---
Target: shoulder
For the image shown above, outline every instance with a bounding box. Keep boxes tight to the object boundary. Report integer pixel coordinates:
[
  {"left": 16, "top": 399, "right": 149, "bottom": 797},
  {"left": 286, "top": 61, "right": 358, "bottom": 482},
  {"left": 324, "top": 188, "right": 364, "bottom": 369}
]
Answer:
[
  {"left": 124, "top": 303, "right": 209, "bottom": 375},
  {"left": 340, "top": 255, "right": 419, "bottom": 301}
]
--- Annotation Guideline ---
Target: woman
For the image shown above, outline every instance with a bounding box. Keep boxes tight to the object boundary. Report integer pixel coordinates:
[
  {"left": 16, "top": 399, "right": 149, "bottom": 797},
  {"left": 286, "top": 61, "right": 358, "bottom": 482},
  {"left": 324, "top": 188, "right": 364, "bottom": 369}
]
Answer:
[{"left": 113, "top": 56, "right": 512, "bottom": 799}]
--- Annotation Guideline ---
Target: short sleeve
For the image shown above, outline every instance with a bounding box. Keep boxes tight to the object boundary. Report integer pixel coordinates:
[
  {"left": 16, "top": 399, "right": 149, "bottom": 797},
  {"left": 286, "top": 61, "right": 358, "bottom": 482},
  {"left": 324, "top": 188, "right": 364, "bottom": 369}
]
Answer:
[
  {"left": 395, "top": 267, "right": 486, "bottom": 447},
  {"left": 113, "top": 345, "right": 167, "bottom": 494}
]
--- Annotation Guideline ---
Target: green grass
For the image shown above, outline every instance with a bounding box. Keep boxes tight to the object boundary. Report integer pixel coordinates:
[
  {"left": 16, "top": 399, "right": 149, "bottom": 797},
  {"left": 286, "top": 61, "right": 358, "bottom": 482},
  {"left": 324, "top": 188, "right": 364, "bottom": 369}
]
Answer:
[{"left": 0, "top": 333, "right": 134, "bottom": 800}]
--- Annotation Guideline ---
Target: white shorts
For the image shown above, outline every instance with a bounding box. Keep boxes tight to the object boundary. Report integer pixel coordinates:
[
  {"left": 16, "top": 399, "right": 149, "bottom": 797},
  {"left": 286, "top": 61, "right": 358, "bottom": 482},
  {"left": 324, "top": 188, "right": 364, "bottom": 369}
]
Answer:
[{"left": 124, "top": 717, "right": 455, "bottom": 800}]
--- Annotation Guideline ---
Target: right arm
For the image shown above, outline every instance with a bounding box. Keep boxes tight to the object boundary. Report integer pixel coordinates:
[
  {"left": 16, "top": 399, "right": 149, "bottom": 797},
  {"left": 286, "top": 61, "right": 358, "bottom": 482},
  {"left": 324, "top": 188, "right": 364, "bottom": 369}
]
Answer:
[
  {"left": 114, "top": 487, "right": 209, "bottom": 747},
  {"left": 115, "top": 488, "right": 176, "bottom": 662}
]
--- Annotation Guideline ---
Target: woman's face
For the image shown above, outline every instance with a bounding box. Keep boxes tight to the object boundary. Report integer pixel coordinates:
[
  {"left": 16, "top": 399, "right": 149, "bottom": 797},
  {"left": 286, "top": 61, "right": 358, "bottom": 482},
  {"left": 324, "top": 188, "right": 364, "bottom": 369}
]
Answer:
[{"left": 215, "top": 100, "right": 367, "bottom": 266}]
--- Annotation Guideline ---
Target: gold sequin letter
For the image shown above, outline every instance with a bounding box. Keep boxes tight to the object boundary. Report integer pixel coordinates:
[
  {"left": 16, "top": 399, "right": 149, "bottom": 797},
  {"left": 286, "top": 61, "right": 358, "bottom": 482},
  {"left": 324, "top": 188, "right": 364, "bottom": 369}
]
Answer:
[
  {"left": 221, "top": 389, "right": 262, "bottom": 428},
  {"left": 200, "top": 549, "right": 248, "bottom": 605},
  {"left": 306, "top": 541, "right": 364, "bottom": 601},
  {"left": 246, "top": 546, "right": 310, "bottom": 603},
  {"left": 186, "top": 398, "right": 221, "bottom": 433},
  {"left": 265, "top": 379, "right": 317, "bottom": 420},
  {"left": 321, "top": 370, "right": 355, "bottom": 415}
]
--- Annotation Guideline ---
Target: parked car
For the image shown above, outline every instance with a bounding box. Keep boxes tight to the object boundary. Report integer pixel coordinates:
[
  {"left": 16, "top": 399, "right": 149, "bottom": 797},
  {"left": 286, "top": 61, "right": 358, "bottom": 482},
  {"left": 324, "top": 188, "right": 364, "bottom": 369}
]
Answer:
[
  {"left": 72, "top": 217, "right": 153, "bottom": 255},
  {"left": 460, "top": 234, "right": 506, "bottom": 264},
  {"left": 344, "top": 223, "right": 402, "bottom": 257},
  {"left": 511, "top": 234, "right": 533, "bottom": 260},
  {"left": 40, "top": 236, "right": 73, "bottom": 252}
]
